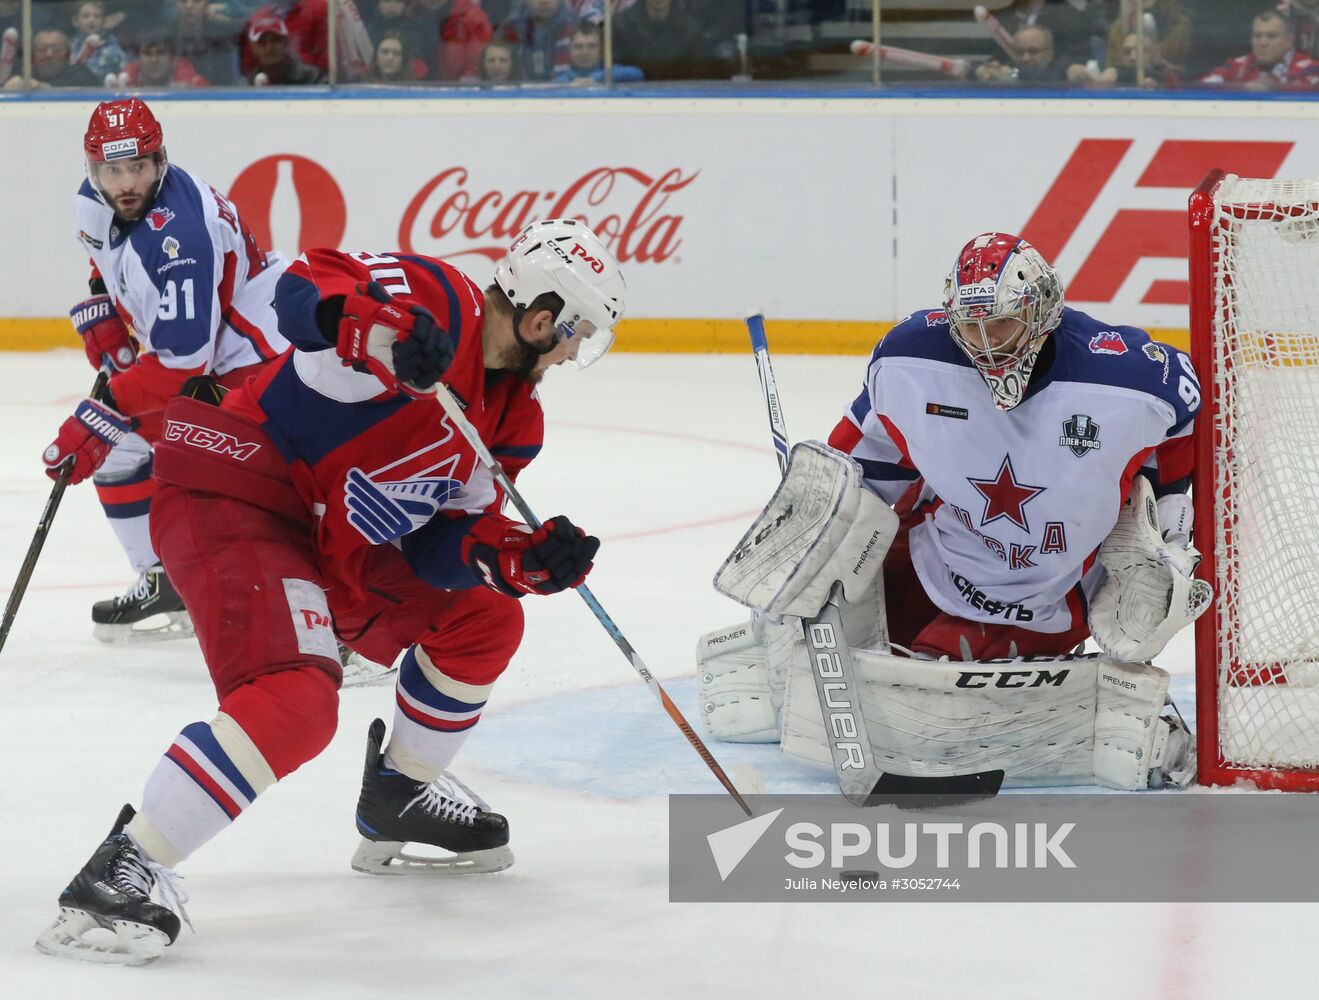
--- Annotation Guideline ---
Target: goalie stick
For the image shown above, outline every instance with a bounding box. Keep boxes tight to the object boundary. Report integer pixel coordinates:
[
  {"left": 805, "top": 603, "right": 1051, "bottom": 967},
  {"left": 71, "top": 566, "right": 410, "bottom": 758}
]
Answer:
[
  {"left": 0, "top": 371, "right": 109, "bottom": 657},
  {"left": 743, "top": 313, "right": 1003, "bottom": 806},
  {"left": 432, "top": 382, "right": 753, "bottom": 817}
]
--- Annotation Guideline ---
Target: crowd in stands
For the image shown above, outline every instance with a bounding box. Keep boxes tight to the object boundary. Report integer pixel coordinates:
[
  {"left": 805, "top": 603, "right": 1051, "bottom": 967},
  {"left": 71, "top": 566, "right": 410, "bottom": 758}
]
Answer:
[{"left": 1, "top": 0, "right": 1318, "bottom": 92}]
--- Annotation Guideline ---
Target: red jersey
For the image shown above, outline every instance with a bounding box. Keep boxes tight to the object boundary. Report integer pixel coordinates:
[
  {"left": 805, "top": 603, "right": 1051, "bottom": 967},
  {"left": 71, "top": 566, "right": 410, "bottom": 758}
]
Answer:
[
  {"left": 225, "top": 248, "right": 544, "bottom": 603},
  {"left": 1200, "top": 48, "right": 1319, "bottom": 89}
]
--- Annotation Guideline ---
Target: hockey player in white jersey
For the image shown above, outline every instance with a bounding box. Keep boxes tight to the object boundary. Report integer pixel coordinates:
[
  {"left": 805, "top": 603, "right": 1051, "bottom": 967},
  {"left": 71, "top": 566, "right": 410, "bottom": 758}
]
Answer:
[
  {"left": 702, "top": 233, "right": 1209, "bottom": 790},
  {"left": 44, "top": 98, "right": 290, "bottom": 643}
]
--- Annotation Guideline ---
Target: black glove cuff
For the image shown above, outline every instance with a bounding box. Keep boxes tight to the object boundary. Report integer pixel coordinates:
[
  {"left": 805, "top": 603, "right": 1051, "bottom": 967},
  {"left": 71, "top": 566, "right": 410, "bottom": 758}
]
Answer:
[{"left": 315, "top": 295, "right": 347, "bottom": 345}]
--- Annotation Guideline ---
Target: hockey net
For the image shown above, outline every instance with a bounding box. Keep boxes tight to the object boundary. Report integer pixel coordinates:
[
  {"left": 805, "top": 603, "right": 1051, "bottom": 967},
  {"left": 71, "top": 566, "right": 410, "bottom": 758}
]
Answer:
[{"left": 1190, "top": 171, "right": 1319, "bottom": 790}]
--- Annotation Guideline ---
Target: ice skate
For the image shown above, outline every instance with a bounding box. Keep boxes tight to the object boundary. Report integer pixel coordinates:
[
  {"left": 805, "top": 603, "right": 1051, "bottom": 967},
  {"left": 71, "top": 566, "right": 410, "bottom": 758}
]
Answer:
[
  {"left": 339, "top": 644, "right": 398, "bottom": 688},
  {"left": 92, "top": 564, "right": 193, "bottom": 644},
  {"left": 35, "top": 804, "right": 187, "bottom": 966},
  {"left": 351, "top": 718, "right": 513, "bottom": 875}
]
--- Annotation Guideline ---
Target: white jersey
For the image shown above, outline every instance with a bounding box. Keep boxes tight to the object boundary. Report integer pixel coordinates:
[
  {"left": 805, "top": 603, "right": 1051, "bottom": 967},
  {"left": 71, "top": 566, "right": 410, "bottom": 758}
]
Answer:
[
  {"left": 73, "top": 165, "right": 290, "bottom": 376},
  {"left": 831, "top": 308, "right": 1199, "bottom": 634}
]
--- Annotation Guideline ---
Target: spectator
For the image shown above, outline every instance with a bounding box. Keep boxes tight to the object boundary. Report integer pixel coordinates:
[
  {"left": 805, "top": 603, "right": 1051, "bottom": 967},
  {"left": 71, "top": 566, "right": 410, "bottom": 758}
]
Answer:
[
  {"left": 367, "top": 28, "right": 418, "bottom": 81},
  {"left": 612, "top": 0, "right": 716, "bottom": 80},
  {"left": 242, "top": 0, "right": 328, "bottom": 76},
  {"left": 496, "top": 0, "right": 577, "bottom": 80},
  {"left": 552, "top": 21, "right": 641, "bottom": 83},
  {"left": 975, "top": 24, "right": 1071, "bottom": 83},
  {"left": 364, "top": 0, "right": 428, "bottom": 63},
  {"left": 1280, "top": 0, "right": 1319, "bottom": 55},
  {"left": 69, "top": 1, "right": 130, "bottom": 82},
  {"left": 246, "top": 14, "right": 325, "bottom": 83},
  {"left": 1199, "top": 9, "right": 1319, "bottom": 90},
  {"left": 171, "top": 0, "right": 242, "bottom": 86},
  {"left": 1069, "top": 30, "right": 1182, "bottom": 87},
  {"left": 413, "top": 0, "right": 491, "bottom": 80},
  {"left": 999, "top": 0, "right": 1099, "bottom": 68},
  {"left": 123, "top": 29, "right": 210, "bottom": 87},
  {"left": 478, "top": 37, "right": 522, "bottom": 82},
  {"left": 1104, "top": 0, "right": 1191, "bottom": 70},
  {"left": 4, "top": 28, "right": 99, "bottom": 88}
]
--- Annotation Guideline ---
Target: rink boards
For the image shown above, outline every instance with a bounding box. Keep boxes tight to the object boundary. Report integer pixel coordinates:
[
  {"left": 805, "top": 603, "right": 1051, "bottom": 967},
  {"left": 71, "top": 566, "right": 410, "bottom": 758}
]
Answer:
[{"left": 3, "top": 93, "right": 1319, "bottom": 352}]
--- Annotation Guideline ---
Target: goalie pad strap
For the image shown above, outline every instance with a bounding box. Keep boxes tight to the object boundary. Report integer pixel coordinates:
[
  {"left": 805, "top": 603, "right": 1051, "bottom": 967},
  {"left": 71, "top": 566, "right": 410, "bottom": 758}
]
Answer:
[{"left": 713, "top": 440, "right": 897, "bottom": 619}]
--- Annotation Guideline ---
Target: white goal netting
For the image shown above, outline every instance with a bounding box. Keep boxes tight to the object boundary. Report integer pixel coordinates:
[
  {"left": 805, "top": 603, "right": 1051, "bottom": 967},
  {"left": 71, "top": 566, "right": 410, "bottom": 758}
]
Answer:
[{"left": 1207, "top": 176, "right": 1319, "bottom": 773}]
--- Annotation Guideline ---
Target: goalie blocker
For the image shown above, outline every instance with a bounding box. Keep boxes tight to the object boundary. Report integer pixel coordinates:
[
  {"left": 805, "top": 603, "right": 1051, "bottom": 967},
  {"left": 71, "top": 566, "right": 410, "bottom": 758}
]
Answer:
[{"left": 702, "top": 440, "right": 1195, "bottom": 790}]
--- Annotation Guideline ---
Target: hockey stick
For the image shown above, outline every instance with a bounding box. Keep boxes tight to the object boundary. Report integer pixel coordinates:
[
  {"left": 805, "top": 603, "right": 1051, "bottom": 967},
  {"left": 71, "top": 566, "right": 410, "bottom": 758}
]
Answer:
[
  {"left": 849, "top": 40, "right": 970, "bottom": 79},
  {"left": 743, "top": 313, "right": 1003, "bottom": 806},
  {"left": 433, "top": 382, "right": 753, "bottom": 817},
  {"left": 0, "top": 371, "right": 109, "bottom": 657},
  {"left": 973, "top": 5, "right": 1019, "bottom": 60}
]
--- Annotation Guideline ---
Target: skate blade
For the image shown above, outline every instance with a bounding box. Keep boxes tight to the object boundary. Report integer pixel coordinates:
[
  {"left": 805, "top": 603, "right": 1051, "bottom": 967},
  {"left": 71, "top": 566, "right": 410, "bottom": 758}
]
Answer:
[
  {"left": 340, "top": 658, "right": 399, "bottom": 689},
  {"left": 350, "top": 838, "right": 514, "bottom": 876},
  {"left": 34, "top": 907, "right": 170, "bottom": 966},
  {"left": 93, "top": 611, "right": 195, "bottom": 645}
]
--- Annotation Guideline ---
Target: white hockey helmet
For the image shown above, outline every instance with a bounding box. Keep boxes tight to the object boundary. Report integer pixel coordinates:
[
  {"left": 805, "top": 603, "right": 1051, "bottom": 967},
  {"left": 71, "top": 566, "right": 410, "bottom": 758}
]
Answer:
[
  {"left": 493, "top": 219, "right": 626, "bottom": 369},
  {"left": 942, "top": 233, "right": 1064, "bottom": 410}
]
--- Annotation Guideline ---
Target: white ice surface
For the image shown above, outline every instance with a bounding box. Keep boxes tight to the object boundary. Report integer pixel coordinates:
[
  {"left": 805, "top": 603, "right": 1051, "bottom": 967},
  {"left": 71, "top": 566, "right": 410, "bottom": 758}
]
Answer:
[{"left": 1, "top": 350, "right": 1313, "bottom": 999}]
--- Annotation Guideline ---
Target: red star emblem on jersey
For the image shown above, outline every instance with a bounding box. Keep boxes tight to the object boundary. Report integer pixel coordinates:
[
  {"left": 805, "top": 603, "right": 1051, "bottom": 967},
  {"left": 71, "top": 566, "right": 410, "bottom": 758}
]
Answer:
[{"left": 967, "top": 455, "right": 1046, "bottom": 532}]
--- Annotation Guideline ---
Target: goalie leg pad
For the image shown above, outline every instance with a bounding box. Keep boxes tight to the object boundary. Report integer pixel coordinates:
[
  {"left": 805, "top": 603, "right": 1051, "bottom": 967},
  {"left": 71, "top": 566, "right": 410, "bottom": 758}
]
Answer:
[
  {"left": 699, "top": 566, "right": 892, "bottom": 743},
  {"left": 781, "top": 650, "right": 1191, "bottom": 790},
  {"left": 714, "top": 440, "right": 897, "bottom": 619},
  {"left": 696, "top": 616, "right": 797, "bottom": 742}
]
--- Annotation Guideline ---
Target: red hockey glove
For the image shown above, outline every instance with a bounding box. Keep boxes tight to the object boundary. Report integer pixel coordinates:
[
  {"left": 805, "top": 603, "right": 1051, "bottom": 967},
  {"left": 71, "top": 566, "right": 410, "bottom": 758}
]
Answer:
[
  {"left": 42, "top": 398, "right": 133, "bottom": 484},
  {"left": 337, "top": 281, "right": 453, "bottom": 398},
  {"left": 70, "top": 295, "right": 136, "bottom": 372},
  {"left": 462, "top": 514, "right": 601, "bottom": 598}
]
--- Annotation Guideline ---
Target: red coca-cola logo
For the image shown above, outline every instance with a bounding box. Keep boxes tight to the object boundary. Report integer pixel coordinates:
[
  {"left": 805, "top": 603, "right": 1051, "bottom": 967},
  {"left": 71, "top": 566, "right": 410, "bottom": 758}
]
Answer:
[
  {"left": 228, "top": 154, "right": 347, "bottom": 254},
  {"left": 398, "top": 166, "right": 697, "bottom": 264}
]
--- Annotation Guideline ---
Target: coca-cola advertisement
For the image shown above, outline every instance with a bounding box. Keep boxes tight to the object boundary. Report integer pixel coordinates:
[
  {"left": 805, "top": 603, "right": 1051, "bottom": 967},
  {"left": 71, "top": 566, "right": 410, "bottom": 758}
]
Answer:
[{"left": 1, "top": 96, "right": 1314, "bottom": 340}]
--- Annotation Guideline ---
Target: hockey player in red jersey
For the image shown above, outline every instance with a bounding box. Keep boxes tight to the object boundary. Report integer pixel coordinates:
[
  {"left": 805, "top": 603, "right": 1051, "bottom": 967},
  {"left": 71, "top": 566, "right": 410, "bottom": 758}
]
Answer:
[
  {"left": 45, "top": 98, "right": 290, "bottom": 643},
  {"left": 35, "top": 220, "right": 626, "bottom": 965}
]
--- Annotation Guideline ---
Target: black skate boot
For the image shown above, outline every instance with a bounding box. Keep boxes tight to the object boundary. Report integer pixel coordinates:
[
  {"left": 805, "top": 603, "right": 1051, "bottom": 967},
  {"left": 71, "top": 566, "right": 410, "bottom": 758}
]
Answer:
[
  {"left": 351, "top": 718, "right": 513, "bottom": 875},
  {"left": 92, "top": 564, "right": 193, "bottom": 644},
  {"left": 35, "top": 804, "right": 187, "bottom": 966}
]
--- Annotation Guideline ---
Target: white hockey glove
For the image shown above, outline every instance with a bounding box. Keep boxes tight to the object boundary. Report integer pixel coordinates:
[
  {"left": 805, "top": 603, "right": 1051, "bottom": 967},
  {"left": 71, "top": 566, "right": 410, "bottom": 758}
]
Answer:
[{"left": 1088, "top": 477, "right": 1212, "bottom": 663}]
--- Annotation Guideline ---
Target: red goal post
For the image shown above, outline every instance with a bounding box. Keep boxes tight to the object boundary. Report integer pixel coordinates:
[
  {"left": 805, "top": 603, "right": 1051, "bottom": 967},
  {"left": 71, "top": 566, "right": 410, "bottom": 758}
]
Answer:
[{"left": 1189, "top": 169, "right": 1319, "bottom": 790}]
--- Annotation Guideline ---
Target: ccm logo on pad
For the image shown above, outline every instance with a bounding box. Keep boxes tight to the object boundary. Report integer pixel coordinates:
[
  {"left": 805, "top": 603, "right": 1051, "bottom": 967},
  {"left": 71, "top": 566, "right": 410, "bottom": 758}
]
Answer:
[{"left": 164, "top": 419, "right": 261, "bottom": 461}]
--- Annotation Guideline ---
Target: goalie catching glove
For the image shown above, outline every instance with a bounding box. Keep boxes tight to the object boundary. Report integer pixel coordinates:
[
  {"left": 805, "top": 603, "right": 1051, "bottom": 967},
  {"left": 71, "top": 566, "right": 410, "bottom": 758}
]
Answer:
[
  {"left": 1088, "top": 476, "right": 1212, "bottom": 662},
  {"left": 463, "top": 514, "right": 600, "bottom": 598},
  {"left": 337, "top": 281, "right": 454, "bottom": 398}
]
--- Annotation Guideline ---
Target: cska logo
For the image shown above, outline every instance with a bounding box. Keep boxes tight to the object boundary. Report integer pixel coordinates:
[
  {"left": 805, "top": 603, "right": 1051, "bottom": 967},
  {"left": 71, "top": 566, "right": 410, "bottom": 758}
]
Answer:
[
  {"left": 1088, "top": 331, "right": 1127, "bottom": 355},
  {"left": 146, "top": 206, "right": 175, "bottom": 231},
  {"left": 570, "top": 243, "right": 605, "bottom": 274}
]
